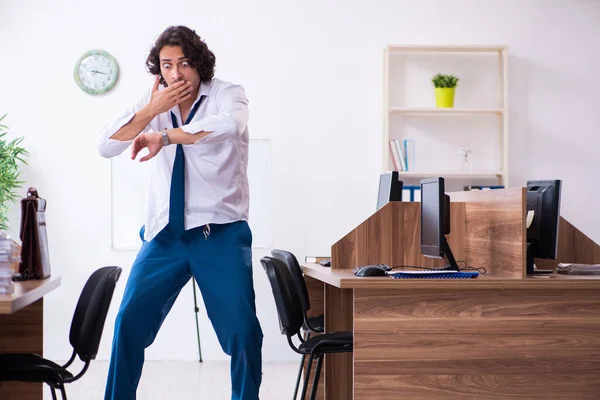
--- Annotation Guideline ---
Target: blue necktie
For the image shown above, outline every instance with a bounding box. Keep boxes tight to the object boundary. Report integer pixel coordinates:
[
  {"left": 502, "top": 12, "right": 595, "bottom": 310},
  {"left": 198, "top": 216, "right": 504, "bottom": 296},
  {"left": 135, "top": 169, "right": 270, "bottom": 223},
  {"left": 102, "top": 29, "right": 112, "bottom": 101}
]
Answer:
[{"left": 168, "top": 95, "right": 206, "bottom": 238}]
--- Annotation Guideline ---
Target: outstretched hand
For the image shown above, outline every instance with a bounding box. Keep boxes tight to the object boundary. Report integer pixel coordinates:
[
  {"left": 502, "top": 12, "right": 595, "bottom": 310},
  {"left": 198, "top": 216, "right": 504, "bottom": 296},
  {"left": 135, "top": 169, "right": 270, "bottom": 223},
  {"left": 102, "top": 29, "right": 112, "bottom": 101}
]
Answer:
[{"left": 131, "top": 132, "right": 163, "bottom": 162}]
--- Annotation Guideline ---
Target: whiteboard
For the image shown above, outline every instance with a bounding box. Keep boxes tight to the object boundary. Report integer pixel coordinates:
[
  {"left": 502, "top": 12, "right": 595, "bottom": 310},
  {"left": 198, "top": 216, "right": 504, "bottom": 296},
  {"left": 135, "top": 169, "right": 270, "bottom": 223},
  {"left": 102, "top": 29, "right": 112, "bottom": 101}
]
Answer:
[{"left": 110, "top": 139, "right": 271, "bottom": 251}]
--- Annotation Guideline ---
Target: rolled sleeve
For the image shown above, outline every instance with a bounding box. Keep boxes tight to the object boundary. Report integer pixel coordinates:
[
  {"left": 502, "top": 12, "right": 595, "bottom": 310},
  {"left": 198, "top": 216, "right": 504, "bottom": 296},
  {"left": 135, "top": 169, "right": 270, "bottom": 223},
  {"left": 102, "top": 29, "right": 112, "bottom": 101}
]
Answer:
[
  {"left": 181, "top": 83, "right": 249, "bottom": 147},
  {"left": 98, "top": 89, "right": 152, "bottom": 158}
]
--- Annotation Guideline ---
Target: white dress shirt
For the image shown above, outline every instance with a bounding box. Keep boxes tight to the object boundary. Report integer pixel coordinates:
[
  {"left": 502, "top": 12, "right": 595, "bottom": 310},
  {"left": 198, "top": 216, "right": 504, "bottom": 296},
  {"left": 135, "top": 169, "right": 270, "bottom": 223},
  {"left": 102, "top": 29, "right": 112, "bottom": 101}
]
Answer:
[{"left": 98, "top": 78, "right": 250, "bottom": 242}]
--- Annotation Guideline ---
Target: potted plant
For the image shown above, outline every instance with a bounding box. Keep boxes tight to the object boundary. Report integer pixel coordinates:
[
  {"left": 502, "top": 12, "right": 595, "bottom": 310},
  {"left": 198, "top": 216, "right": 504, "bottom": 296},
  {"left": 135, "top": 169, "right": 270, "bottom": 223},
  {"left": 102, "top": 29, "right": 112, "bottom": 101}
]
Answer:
[
  {"left": 0, "top": 114, "right": 28, "bottom": 231},
  {"left": 432, "top": 73, "right": 459, "bottom": 108}
]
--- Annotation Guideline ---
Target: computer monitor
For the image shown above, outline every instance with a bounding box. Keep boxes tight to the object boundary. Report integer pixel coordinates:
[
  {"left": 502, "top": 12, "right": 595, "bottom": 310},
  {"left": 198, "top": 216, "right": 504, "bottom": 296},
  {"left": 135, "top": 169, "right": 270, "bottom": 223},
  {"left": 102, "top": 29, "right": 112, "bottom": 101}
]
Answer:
[
  {"left": 376, "top": 171, "right": 403, "bottom": 211},
  {"left": 526, "top": 179, "right": 562, "bottom": 274},
  {"left": 420, "top": 177, "right": 459, "bottom": 270}
]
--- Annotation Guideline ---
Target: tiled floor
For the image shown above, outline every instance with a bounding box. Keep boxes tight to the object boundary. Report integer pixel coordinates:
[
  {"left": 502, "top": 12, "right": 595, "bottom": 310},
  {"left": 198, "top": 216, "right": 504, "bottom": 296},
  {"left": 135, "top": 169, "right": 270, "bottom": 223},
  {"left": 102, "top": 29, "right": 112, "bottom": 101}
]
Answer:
[{"left": 56, "top": 360, "right": 299, "bottom": 400}]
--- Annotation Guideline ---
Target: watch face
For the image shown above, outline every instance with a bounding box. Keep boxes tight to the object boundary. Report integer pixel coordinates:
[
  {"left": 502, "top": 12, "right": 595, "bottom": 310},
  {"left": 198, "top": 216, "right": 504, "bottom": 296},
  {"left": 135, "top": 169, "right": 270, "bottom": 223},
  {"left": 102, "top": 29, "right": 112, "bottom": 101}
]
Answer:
[{"left": 74, "top": 50, "right": 119, "bottom": 95}]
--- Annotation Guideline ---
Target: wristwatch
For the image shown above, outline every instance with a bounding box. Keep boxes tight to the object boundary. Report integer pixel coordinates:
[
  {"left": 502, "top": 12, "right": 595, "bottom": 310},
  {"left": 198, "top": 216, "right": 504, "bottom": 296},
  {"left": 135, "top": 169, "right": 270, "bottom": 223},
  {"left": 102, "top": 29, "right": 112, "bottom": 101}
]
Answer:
[{"left": 161, "top": 128, "right": 170, "bottom": 146}]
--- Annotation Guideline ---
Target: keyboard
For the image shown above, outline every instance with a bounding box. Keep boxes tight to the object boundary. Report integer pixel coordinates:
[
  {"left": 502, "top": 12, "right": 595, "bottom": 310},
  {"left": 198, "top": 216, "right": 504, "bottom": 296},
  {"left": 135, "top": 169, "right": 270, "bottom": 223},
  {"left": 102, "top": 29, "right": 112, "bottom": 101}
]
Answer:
[{"left": 388, "top": 270, "right": 479, "bottom": 279}]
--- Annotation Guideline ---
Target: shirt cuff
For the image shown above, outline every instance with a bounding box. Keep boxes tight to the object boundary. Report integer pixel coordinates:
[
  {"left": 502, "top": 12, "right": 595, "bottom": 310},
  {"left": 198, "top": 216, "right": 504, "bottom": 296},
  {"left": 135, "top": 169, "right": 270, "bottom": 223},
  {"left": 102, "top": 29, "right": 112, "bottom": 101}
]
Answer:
[{"left": 181, "top": 123, "right": 206, "bottom": 146}]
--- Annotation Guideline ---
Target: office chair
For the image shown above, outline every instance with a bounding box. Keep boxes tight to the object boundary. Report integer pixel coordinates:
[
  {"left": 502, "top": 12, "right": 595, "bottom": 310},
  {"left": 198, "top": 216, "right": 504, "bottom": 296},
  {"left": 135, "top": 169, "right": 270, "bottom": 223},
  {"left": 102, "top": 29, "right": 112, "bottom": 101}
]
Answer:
[
  {"left": 270, "top": 249, "right": 328, "bottom": 398},
  {"left": 0, "top": 266, "right": 122, "bottom": 400},
  {"left": 270, "top": 250, "right": 324, "bottom": 333},
  {"left": 260, "top": 257, "right": 352, "bottom": 400}
]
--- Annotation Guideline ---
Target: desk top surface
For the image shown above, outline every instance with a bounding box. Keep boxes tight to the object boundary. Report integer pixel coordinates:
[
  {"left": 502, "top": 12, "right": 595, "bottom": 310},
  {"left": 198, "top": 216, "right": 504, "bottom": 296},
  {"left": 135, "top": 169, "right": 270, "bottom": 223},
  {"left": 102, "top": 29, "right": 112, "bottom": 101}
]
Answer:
[
  {"left": 0, "top": 276, "right": 61, "bottom": 314},
  {"left": 302, "top": 263, "right": 600, "bottom": 290}
]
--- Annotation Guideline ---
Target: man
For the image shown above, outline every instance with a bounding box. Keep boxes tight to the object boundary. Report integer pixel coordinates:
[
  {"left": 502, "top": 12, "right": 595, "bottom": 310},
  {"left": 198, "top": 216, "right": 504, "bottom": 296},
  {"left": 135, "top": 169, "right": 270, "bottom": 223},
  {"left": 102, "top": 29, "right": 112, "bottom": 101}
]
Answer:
[{"left": 98, "top": 25, "right": 263, "bottom": 400}]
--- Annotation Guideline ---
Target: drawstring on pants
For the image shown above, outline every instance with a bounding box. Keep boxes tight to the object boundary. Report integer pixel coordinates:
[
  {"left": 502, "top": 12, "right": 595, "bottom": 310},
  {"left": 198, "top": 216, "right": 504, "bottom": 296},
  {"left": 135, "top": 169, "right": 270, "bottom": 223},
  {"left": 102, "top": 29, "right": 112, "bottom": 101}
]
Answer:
[{"left": 203, "top": 224, "right": 211, "bottom": 240}]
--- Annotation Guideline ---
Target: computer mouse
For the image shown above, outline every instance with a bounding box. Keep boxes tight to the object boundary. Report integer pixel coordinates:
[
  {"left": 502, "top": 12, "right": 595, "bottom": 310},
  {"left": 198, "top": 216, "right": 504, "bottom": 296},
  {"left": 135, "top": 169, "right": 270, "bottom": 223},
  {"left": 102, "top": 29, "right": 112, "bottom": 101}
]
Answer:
[
  {"left": 319, "top": 260, "right": 331, "bottom": 267},
  {"left": 354, "top": 266, "right": 388, "bottom": 277}
]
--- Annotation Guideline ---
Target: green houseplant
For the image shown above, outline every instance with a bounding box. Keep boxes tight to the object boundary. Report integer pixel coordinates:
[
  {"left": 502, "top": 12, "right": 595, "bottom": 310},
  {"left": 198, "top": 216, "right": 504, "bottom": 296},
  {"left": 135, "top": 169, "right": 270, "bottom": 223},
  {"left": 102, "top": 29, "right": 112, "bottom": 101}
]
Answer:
[
  {"left": 431, "top": 73, "right": 459, "bottom": 108},
  {"left": 0, "top": 114, "right": 28, "bottom": 231}
]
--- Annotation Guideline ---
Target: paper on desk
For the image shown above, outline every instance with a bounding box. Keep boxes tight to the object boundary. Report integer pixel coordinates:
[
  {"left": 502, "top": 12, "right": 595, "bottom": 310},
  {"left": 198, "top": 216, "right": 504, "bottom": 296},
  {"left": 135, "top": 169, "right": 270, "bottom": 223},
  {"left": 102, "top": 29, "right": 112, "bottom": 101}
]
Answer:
[{"left": 526, "top": 210, "right": 535, "bottom": 228}]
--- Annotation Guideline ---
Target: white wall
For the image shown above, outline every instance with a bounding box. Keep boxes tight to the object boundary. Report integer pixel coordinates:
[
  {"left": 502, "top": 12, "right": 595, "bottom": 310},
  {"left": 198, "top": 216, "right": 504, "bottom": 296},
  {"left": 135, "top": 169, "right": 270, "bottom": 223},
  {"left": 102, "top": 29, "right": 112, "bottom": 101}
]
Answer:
[{"left": 1, "top": 0, "right": 599, "bottom": 364}]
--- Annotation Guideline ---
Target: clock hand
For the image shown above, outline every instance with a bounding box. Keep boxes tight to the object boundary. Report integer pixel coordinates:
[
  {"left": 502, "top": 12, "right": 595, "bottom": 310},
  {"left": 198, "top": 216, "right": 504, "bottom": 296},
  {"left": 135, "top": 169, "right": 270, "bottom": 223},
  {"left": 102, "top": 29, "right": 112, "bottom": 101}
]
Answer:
[{"left": 91, "top": 70, "right": 109, "bottom": 75}]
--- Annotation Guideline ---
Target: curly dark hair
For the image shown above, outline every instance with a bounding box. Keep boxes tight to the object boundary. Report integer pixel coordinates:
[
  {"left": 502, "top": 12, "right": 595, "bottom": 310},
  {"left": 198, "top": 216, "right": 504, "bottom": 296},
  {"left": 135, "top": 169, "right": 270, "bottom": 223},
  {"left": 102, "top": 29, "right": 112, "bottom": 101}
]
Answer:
[{"left": 146, "top": 26, "right": 216, "bottom": 86}]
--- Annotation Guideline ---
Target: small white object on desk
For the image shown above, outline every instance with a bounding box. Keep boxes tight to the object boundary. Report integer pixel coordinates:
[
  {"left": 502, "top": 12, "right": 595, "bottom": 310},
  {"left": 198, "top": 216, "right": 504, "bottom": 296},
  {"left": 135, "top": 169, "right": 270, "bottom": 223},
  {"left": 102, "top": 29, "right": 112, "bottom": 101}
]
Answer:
[{"left": 0, "top": 231, "right": 20, "bottom": 294}]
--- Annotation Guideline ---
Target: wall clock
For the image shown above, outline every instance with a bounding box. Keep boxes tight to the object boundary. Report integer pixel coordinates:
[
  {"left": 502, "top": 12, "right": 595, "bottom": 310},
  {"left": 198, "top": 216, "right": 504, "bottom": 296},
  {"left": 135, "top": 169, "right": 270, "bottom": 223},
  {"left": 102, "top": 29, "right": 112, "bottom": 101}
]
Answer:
[{"left": 74, "top": 49, "right": 119, "bottom": 95}]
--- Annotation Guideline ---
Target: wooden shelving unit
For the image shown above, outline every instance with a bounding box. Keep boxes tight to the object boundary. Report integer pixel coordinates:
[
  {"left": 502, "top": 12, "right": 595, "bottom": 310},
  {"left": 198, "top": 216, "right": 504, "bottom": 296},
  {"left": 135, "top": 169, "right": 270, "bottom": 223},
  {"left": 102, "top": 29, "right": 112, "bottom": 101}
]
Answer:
[
  {"left": 397, "top": 171, "right": 504, "bottom": 178},
  {"left": 383, "top": 44, "right": 509, "bottom": 187},
  {"left": 389, "top": 107, "right": 505, "bottom": 115}
]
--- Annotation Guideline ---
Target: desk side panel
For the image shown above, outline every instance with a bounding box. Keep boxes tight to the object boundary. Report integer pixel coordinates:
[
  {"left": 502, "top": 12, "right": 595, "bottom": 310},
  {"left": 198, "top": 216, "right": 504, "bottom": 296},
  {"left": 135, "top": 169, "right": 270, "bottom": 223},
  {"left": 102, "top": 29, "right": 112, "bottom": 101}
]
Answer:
[
  {"left": 450, "top": 187, "right": 525, "bottom": 278},
  {"left": 331, "top": 228, "right": 357, "bottom": 270},
  {"left": 325, "top": 285, "right": 353, "bottom": 400},
  {"left": 332, "top": 202, "right": 404, "bottom": 269},
  {"left": 0, "top": 298, "right": 43, "bottom": 399},
  {"left": 353, "top": 288, "right": 600, "bottom": 399}
]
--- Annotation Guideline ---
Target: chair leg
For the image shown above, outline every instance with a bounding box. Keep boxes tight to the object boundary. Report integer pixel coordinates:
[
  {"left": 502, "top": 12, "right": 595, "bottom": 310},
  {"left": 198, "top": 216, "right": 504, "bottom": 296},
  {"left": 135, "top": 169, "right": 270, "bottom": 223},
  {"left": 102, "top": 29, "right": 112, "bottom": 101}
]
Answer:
[
  {"left": 294, "top": 354, "right": 306, "bottom": 399},
  {"left": 293, "top": 331, "right": 310, "bottom": 400},
  {"left": 59, "top": 384, "right": 68, "bottom": 400},
  {"left": 309, "top": 355, "right": 324, "bottom": 400},
  {"left": 49, "top": 385, "right": 58, "bottom": 400},
  {"left": 299, "top": 353, "right": 314, "bottom": 400}
]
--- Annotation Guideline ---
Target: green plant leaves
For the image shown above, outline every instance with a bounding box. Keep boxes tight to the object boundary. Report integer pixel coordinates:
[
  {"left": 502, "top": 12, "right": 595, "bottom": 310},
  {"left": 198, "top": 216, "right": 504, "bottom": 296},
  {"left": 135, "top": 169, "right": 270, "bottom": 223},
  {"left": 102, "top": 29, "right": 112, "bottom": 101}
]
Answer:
[
  {"left": 0, "top": 115, "right": 28, "bottom": 231},
  {"left": 432, "top": 73, "right": 459, "bottom": 88}
]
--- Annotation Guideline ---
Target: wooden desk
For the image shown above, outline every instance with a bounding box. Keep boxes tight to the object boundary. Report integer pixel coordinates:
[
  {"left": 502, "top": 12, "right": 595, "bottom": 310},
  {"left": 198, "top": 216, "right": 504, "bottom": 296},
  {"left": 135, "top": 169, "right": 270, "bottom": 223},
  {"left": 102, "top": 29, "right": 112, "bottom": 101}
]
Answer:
[
  {"left": 303, "top": 263, "right": 600, "bottom": 399},
  {"left": 0, "top": 277, "right": 61, "bottom": 400},
  {"left": 298, "top": 188, "right": 600, "bottom": 399}
]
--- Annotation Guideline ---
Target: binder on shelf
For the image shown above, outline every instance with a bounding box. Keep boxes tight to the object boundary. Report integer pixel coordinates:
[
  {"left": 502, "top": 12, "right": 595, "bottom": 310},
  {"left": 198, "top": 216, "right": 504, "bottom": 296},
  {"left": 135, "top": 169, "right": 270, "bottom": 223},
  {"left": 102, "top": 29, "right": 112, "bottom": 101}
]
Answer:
[
  {"left": 467, "top": 185, "right": 505, "bottom": 191},
  {"left": 403, "top": 185, "right": 421, "bottom": 202}
]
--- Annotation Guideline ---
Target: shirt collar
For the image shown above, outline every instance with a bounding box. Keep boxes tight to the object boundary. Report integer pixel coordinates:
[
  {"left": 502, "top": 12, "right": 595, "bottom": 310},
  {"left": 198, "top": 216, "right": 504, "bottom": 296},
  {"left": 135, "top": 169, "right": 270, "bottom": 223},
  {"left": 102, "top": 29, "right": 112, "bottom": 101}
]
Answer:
[{"left": 196, "top": 79, "right": 212, "bottom": 103}]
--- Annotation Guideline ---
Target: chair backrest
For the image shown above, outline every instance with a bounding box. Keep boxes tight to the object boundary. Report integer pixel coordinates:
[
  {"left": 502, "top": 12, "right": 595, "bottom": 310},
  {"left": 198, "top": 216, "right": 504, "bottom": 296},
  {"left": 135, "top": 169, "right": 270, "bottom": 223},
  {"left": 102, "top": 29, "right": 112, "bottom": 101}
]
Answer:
[
  {"left": 270, "top": 249, "right": 311, "bottom": 313},
  {"left": 260, "top": 256, "right": 304, "bottom": 337},
  {"left": 69, "top": 266, "right": 122, "bottom": 362}
]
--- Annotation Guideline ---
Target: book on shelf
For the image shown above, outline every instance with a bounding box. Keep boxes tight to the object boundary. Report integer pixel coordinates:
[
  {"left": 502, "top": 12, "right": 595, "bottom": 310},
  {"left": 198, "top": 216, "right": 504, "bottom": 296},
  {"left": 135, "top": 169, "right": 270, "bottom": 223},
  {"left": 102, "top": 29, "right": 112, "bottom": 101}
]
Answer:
[
  {"left": 388, "top": 140, "right": 403, "bottom": 171},
  {"left": 388, "top": 139, "right": 410, "bottom": 171},
  {"left": 404, "top": 139, "right": 415, "bottom": 171},
  {"left": 394, "top": 140, "right": 407, "bottom": 170},
  {"left": 305, "top": 256, "right": 330, "bottom": 263}
]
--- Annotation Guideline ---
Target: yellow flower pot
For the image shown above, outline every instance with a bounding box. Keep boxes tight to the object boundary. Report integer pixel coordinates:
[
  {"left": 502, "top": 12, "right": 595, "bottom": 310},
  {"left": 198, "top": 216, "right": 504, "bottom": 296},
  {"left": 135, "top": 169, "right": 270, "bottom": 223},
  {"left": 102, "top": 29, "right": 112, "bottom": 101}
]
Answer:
[{"left": 435, "top": 87, "right": 455, "bottom": 108}]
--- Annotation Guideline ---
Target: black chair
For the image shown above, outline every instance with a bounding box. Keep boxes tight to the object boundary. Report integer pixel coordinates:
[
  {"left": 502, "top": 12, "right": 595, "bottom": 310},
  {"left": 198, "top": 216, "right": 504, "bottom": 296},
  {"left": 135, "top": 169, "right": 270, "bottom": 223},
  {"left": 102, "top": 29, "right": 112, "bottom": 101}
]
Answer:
[
  {"left": 271, "top": 250, "right": 324, "bottom": 333},
  {"left": 270, "top": 249, "right": 326, "bottom": 398},
  {"left": 260, "top": 256, "right": 352, "bottom": 400},
  {"left": 0, "top": 266, "right": 122, "bottom": 400}
]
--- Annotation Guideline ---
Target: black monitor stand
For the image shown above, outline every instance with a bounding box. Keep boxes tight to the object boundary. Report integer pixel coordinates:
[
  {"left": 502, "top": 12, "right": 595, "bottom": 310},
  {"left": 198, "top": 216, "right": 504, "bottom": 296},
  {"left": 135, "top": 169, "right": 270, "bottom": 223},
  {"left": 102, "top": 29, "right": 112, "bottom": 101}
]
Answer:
[
  {"left": 441, "top": 236, "right": 460, "bottom": 271},
  {"left": 526, "top": 242, "right": 554, "bottom": 275}
]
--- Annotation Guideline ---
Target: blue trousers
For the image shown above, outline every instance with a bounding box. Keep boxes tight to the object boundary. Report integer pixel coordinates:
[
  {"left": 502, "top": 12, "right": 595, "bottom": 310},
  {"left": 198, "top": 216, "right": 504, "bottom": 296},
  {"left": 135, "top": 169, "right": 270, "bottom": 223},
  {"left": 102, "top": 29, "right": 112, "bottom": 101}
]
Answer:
[{"left": 104, "top": 221, "right": 263, "bottom": 400}]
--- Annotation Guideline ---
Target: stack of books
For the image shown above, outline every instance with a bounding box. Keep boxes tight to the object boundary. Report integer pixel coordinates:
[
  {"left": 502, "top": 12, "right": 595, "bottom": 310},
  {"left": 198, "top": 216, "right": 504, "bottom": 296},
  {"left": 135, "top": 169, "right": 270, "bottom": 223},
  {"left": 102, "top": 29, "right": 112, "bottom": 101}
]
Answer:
[
  {"left": 304, "top": 256, "right": 330, "bottom": 263},
  {"left": 557, "top": 263, "right": 600, "bottom": 275},
  {"left": 0, "top": 232, "right": 20, "bottom": 294},
  {"left": 388, "top": 139, "right": 415, "bottom": 171}
]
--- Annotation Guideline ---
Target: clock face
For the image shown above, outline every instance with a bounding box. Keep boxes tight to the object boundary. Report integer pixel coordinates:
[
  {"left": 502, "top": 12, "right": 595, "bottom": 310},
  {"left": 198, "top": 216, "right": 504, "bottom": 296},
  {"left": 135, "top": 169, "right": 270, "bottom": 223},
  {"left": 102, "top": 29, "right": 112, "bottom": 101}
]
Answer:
[{"left": 74, "top": 50, "right": 119, "bottom": 95}]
